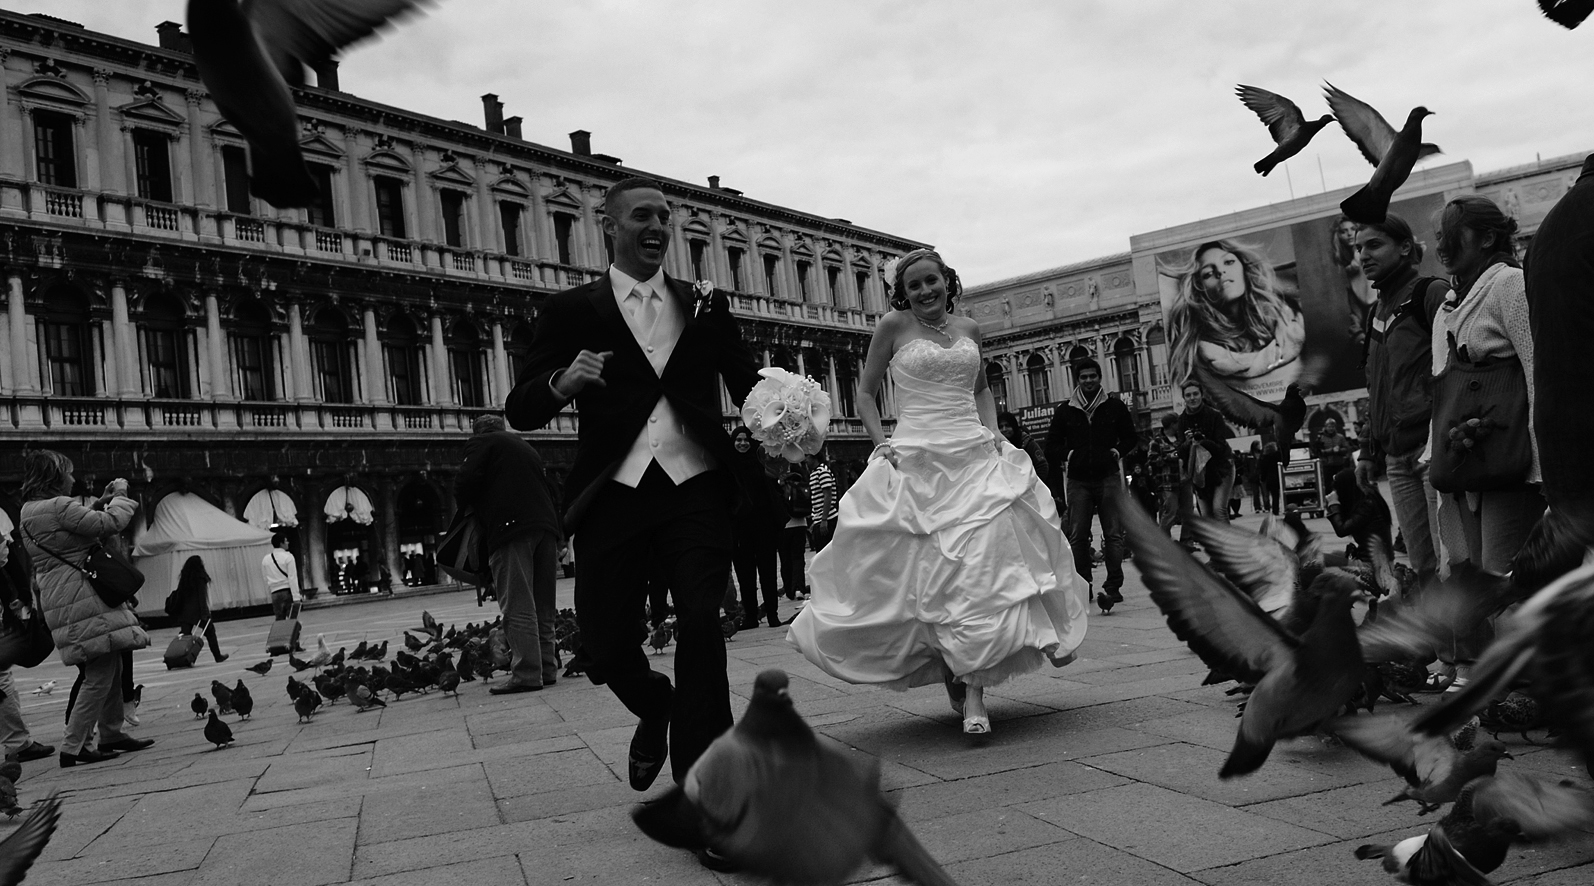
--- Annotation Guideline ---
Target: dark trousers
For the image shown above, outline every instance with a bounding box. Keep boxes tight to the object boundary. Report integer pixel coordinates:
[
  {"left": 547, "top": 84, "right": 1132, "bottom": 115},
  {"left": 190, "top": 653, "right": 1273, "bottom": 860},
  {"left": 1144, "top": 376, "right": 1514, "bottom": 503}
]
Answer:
[
  {"left": 777, "top": 525, "right": 808, "bottom": 597},
  {"left": 271, "top": 590, "right": 293, "bottom": 620},
  {"left": 574, "top": 466, "right": 735, "bottom": 782},
  {"left": 1065, "top": 477, "right": 1125, "bottom": 594},
  {"left": 733, "top": 528, "right": 779, "bottom": 621},
  {"left": 491, "top": 532, "right": 559, "bottom": 688},
  {"left": 809, "top": 517, "right": 837, "bottom": 553},
  {"left": 181, "top": 621, "right": 223, "bottom": 660}
]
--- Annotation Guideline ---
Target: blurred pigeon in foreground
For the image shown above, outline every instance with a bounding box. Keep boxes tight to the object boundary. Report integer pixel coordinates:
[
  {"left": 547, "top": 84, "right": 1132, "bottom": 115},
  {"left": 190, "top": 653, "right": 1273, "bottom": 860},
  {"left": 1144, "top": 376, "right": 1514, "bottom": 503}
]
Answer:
[
  {"left": 0, "top": 793, "right": 60, "bottom": 886},
  {"left": 1540, "top": 0, "right": 1594, "bottom": 27},
  {"left": 187, "top": 0, "right": 425, "bottom": 208},
  {"left": 1324, "top": 83, "right": 1438, "bottom": 224},
  {"left": 1235, "top": 84, "right": 1335, "bottom": 176},
  {"left": 1356, "top": 770, "right": 1594, "bottom": 883},
  {"left": 1332, "top": 712, "right": 1511, "bottom": 814},
  {"left": 632, "top": 669, "right": 958, "bottom": 886}
]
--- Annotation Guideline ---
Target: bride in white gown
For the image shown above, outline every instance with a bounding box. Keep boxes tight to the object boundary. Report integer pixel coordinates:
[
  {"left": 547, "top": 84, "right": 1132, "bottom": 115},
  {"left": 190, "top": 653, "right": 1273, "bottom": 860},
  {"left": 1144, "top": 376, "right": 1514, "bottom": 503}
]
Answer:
[{"left": 787, "top": 249, "right": 1088, "bottom": 735}]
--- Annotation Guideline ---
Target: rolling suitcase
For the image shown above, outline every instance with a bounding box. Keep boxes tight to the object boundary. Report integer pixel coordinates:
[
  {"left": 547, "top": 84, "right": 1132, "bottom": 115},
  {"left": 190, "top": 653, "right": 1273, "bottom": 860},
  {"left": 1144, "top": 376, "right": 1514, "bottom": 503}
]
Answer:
[
  {"left": 266, "top": 602, "right": 302, "bottom": 656},
  {"left": 164, "top": 620, "right": 207, "bottom": 669}
]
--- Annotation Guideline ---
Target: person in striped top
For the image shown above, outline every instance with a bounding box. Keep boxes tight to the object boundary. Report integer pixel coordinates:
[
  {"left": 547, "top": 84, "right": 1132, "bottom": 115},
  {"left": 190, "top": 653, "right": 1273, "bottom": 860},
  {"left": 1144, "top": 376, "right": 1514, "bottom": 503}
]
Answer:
[{"left": 807, "top": 451, "right": 839, "bottom": 553}]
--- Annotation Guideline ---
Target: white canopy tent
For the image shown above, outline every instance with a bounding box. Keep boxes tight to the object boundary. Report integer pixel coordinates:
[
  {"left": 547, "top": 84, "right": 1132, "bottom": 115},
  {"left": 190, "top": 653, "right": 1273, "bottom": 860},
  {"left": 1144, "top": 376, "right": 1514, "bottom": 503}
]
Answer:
[
  {"left": 131, "top": 492, "right": 275, "bottom": 613},
  {"left": 242, "top": 488, "right": 298, "bottom": 530},
  {"left": 324, "top": 486, "right": 374, "bottom": 525}
]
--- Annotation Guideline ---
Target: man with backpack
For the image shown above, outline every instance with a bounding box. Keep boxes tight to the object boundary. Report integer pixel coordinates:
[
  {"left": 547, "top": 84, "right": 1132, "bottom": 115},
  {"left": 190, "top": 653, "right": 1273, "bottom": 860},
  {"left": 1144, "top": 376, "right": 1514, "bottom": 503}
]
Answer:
[{"left": 1352, "top": 214, "right": 1451, "bottom": 581}]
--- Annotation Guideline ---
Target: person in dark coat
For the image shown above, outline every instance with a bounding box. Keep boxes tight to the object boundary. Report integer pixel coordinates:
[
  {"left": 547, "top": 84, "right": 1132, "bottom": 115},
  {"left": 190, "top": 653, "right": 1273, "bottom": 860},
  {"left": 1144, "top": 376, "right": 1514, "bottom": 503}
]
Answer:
[
  {"left": 172, "top": 556, "right": 226, "bottom": 663},
  {"left": 455, "top": 414, "right": 563, "bottom": 694},
  {"left": 727, "top": 427, "right": 784, "bottom": 629},
  {"left": 1044, "top": 359, "right": 1139, "bottom": 611},
  {"left": 1175, "top": 380, "right": 1236, "bottom": 523}
]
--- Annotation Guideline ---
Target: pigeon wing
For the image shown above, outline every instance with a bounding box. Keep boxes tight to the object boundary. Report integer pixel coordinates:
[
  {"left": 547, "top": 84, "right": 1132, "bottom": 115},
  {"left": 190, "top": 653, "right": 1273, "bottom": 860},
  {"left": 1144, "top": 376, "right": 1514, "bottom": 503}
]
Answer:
[
  {"left": 1357, "top": 570, "right": 1496, "bottom": 662},
  {"left": 0, "top": 793, "right": 60, "bottom": 886},
  {"left": 1518, "top": 560, "right": 1594, "bottom": 770},
  {"left": 1182, "top": 516, "right": 1299, "bottom": 616},
  {"left": 1405, "top": 825, "right": 1497, "bottom": 886},
  {"left": 1193, "top": 362, "right": 1278, "bottom": 432},
  {"left": 1331, "top": 713, "right": 1455, "bottom": 788},
  {"left": 1471, "top": 771, "right": 1594, "bottom": 838},
  {"left": 1323, "top": 83, "right": 1397, "bottom": 166},
  {"left": 1236, "top": 85, "right": 1307, "bottom": 145},
  {"left": 244, "top": 0, "right": 425, "bottom": 81},
  {"left": 1111, "top": 481, "right": 1298, "bottom": 684},
  {"left": 1540, "top": 0, "right": 1594, "bottom": 28}
]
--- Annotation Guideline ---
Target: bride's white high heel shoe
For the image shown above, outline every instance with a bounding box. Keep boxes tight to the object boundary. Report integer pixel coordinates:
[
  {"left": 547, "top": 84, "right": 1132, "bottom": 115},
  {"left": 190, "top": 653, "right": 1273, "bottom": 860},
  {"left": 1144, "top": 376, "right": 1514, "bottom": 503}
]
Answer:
[{"left": 961, "top": 687, "right": 990, "bottom": 735}]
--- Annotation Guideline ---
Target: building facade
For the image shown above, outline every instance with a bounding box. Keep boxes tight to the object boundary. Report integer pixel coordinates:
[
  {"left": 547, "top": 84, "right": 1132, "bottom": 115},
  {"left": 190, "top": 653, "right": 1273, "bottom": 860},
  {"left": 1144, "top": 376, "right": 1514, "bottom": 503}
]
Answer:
[{"left": 0, "top": 12, "right": 926, "bottom": 600}]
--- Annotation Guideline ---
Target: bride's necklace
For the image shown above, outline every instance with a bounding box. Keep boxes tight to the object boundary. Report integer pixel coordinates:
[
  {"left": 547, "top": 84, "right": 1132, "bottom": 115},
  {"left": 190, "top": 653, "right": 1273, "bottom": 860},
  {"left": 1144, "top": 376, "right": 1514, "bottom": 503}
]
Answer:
[{"left": 915, "top": 313, "right": 951, "bottom": 339}]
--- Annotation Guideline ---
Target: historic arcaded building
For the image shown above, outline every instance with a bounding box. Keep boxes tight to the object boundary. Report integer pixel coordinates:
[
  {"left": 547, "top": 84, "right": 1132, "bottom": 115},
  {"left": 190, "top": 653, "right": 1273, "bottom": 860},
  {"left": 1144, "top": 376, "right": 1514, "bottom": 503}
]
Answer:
[{"left": 0, "top": 12, "right": 926, "bottom": 600}]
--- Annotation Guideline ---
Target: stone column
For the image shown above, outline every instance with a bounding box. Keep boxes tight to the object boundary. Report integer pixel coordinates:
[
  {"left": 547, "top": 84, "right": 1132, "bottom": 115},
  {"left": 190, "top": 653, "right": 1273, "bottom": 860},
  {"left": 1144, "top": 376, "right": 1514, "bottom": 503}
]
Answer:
[
  {"left": 376, "top": 480, "right": 401, "bottom": 593},
  {"left": 6, "top": 274, "right": 36, "bottom": 394},
  {"left": 304, "top": 491, "right": 329, "bottom": 597},
  {"left": 473, "top": 158, "right": 496, "bottom": 252},
  {"left": 205, "top": 292, "right": 232, "bottom": 400},
  {"left": 92, "top": 69, "right": 120, "bottom": 195},
  {"left": 110, "top": 281, "right": 141, "bottom": 397},
  {"left": 409, "top": 144, "right": 434, "bottom": 243},
  {"left": 288, "top": 301, "right": 314, "bottom": 403},
  {"left": 574, "top": 186, "right": 596, "bottom": 267},
  {"left": 185, "top": 89, "right": 211, "bottom": 207},
  {"left": 528, "top": 173, "right": 553, "bottom": 260},
  {"left": 490, "top": 319, "right": 510, "bottom": 406},
  {"left": 362, "top": 304, "right": 387, "bottom": 405},
  {"left": 343, "top": 126, "right": 367, "bottom": 233},
  {"left": 429, "top": 312, "right": 452, "bottom": 405},
  {"left": 0, "top": 50, "right": 20, "bottom": 182}
]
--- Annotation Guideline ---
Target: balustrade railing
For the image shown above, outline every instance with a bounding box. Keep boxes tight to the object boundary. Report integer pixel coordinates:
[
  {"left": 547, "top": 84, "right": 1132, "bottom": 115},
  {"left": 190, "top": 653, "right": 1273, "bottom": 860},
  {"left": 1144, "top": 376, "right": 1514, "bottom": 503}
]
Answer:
[
  {"left": 143, "top": 203, "right": 180, "bottom": 231},
  {"left": 42, "top": 187, "right": 82, "bottom": 218},
  {"left": 314, "top": 230, "right": 344, "bottom": 254},
  {"left": 451, "top": 252, "right": 474, "bottom": 272},
  {"left": 234, "top": 218, "right": 266, "bottom": 242}
]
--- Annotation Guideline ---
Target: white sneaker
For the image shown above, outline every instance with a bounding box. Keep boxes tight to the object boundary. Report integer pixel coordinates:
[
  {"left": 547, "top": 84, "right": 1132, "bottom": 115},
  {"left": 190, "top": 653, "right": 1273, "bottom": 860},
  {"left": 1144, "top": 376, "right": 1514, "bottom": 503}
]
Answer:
[{"left": 124, "top": 711, "right": 141, "bottom": 727}]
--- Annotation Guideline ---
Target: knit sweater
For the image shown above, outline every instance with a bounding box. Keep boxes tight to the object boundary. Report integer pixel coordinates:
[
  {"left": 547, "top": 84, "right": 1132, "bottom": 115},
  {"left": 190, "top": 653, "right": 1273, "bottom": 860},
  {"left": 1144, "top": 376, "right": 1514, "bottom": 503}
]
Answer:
[{"left": 1428, "top": 261, "right": 1539, "bottom": 484}]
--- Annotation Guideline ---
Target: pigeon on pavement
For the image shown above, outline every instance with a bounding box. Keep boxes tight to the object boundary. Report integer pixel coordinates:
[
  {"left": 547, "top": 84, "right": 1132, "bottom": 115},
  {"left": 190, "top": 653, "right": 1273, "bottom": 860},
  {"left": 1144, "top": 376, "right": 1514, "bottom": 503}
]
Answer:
[
  {"left": 1324, "top": 83, "right": 1438, "bottom": 224},
  {"left": 1332, "top": 712, "right": 1512, "bottom": 814},
  {"left": 186, "top": 0, "right": 425, "bottom": 207},
  {"left": 0, "top": 792, "right": 60, "bottom": 886},
  {"left": 204, "top": 710, "right": 234, "bottom": 749},
  {"left": 1236, "top": 85, "right": 1335, "bottom": 177},
  {"left": 210, "top": 680, "right": 234, "bottom": 715},
  {"left": 191, "top": 692, "right": 209, "bottom": 719},
  {"left": 632, "top": 670, "right": 959, "bottom": 886},
  {"left": 29, "top": 682, "right": 54, "bottom": 696},
  {"left": 232, "top": 681, "right": 254, "bottom": 720},
  {"left": 245, "top": 660, "right": 272, "bottom": 675}
]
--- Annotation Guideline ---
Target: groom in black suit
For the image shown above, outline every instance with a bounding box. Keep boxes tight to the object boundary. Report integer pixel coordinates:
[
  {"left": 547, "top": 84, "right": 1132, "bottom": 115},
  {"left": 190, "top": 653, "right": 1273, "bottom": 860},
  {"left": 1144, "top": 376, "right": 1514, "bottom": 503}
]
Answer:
[{"left": 506, "top": 178, "right": 760, "bottom": 800}]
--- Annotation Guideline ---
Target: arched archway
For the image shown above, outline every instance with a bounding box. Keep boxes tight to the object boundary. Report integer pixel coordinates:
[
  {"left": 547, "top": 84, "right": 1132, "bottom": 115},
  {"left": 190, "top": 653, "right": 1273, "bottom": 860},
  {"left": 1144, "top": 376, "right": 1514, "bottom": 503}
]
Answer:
[
  {"left": 1113, "top": 335, "right": 1140, "bottom": 392},
  {"left": 985, "top": 362, "right": 1007, "bottom": 409},
  {"left": 395, "top": 478, "right": 445, "bottom": 586},
  {"left": 1025, "top": 352, "right": 1050, "bottom": 406}
]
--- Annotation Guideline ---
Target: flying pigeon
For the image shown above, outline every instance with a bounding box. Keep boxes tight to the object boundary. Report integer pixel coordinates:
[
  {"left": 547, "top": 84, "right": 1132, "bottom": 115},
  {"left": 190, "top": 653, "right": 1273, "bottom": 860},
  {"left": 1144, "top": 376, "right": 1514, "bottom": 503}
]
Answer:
[
  {"left": 1540, "top": 0, "right": 1594, "bottom": 28},
  {"left": 1412, "top": 559, "right": 1594, "bottom": 772},
  {"left": 1191, "top": 360, "right": 1325, "bottom": 467},
  {"left": 232, "top": 680, "right": 255, "bottom": 720},
  {"left": 1332, "top": 712, "right": 1512, "bottom": 814},
  {"left": 204, "top": 710, "right": 235, "bottom": 749},
  {"left": 1510, "top": 500, "right": 1594, "bottom": 598},
  {"left": 1235, "top": 85, "right": 1335, "bottom": 177},
  {"left": 186, "top": 0, "right": 426, "bottom": 208},
  {"left": 1113, "top": 483, "right": 1482, "bottom": 778},
  {"left": 245, "top": 660, "right": 273, "bottom": 675},
  {"left": 1323, "top": 83, "right": 1438, "bottom": 224},
  {"left": 632, "top": 670, "right": 959, "bottom": 886},
  {"left": 0, "top": 793, "right": 60, "bottom": 886},
  {"left": 191, "top": 692, "right": 210, "bottom": 719},
  {"left": 0, "top": 775, "right": 20, "bottom": 819}
]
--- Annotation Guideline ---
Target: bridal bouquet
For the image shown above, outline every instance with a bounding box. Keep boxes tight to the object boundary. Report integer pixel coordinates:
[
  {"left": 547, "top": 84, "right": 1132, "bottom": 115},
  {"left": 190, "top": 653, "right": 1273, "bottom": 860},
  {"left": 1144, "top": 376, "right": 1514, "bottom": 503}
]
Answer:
[{"left": 741, "top": 367, "right": 832, "bottom": 463}]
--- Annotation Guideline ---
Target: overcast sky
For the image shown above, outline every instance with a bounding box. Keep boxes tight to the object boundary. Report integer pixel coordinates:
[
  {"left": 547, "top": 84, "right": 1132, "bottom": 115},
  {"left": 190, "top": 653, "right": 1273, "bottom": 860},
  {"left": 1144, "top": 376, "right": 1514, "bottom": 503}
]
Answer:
[{"left": 25, "top": 1, "right": 1594, "bottom": 285}]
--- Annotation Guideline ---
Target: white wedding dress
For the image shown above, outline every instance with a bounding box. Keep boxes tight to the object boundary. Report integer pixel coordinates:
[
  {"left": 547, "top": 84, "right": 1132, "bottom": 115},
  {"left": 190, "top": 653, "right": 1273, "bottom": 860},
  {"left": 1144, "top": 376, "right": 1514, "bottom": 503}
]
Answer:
[{"left": 787, "top": 337, "right": 1088, "bottom": 689}]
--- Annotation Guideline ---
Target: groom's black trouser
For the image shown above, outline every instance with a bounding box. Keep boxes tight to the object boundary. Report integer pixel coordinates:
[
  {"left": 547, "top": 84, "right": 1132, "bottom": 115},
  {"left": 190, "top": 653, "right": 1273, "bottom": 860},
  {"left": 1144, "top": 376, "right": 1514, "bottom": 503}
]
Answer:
[{"left": 574, "top": 463, "right": 735, "bottom": 782}]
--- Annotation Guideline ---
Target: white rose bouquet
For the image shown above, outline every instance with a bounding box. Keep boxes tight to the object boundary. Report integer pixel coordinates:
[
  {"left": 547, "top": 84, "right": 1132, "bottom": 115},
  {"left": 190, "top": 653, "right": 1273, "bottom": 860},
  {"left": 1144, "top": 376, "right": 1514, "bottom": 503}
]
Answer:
[{"left": 741, "top": 367, "right": 832, "bottom": 463}]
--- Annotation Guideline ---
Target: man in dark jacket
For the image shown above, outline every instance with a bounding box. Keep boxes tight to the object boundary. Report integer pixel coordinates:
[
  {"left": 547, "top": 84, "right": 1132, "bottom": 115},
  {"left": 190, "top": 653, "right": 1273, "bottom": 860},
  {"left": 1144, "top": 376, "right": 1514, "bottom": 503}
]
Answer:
[
  {"left": 1352, "top": 216, "right": 1450, "bottom": 579},
  {"left": 1044, "top": 359, "right": 1139, "bottom": 612},
  {"left": 1176, "top": 380, "right": 1236, "bottom": 524},
  {"left": 455, "top": 414, "right": 562, "bottom": 694}
]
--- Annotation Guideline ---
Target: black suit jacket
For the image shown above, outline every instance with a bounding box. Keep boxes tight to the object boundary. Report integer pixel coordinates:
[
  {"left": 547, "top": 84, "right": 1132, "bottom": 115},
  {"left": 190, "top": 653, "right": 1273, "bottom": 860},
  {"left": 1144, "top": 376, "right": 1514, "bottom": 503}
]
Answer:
[
  {"left": 454, "top": 430, "right": 560, "bottom": 551},
  {"left": 505, "top": 274, "right": 761, "bottom": 531}
]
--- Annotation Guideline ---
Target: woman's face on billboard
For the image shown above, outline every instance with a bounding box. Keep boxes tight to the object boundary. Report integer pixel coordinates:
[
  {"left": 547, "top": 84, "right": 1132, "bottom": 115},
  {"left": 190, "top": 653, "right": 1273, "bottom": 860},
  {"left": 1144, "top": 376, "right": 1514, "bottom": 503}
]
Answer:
[{"left": 1196, "top": 247, "right": 1246, "bottom": 303}]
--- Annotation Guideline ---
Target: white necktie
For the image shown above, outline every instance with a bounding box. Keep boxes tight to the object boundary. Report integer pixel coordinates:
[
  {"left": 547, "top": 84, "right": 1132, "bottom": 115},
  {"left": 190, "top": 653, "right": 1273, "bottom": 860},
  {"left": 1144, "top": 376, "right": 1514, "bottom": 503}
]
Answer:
[{"left": 631, "top": 282, "right": 660, "bottom": 340}]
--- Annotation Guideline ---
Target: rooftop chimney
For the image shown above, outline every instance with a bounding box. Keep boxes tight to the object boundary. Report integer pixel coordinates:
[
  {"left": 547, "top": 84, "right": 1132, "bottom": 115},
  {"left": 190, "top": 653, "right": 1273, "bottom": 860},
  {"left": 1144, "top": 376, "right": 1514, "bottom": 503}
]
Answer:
[
  {"left": 310, "top": 59, "right": 339, "bottom": 91},
  {"left": 482, "top": 94, "right": 505, "bottom": 134},
  {"left": 708, "top": 175, "right": 720, "bottom": 189},
  {"left": 155, "top": 21, "right": 191, "bottom": 53},
  {"left": 503, "top": 116, "right": 522, "bottom": 139},
  {"left": 569, "top": 130, "right": 591, "bottom": 156}
]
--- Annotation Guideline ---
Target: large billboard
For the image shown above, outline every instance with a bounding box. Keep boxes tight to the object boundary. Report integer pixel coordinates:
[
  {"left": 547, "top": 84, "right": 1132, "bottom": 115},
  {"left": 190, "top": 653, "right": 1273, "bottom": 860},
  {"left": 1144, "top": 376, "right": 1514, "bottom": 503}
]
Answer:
[{"left": 1153, "top": 192, "right": 1449, "bottom": 400}]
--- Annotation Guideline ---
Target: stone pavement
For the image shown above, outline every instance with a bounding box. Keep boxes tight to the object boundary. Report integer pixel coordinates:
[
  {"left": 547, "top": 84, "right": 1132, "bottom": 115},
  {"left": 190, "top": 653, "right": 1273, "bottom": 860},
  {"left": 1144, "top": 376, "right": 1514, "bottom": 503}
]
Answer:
[{"left": 5, "top": 513, "right": 1593, "bottom": 886}]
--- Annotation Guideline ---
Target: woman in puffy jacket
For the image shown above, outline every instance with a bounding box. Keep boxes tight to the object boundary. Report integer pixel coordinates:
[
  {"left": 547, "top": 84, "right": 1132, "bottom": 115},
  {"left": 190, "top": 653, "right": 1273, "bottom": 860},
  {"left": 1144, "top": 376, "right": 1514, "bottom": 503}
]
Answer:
[{"left": 19, "top": 450, "right": 152, "bottom": 767}]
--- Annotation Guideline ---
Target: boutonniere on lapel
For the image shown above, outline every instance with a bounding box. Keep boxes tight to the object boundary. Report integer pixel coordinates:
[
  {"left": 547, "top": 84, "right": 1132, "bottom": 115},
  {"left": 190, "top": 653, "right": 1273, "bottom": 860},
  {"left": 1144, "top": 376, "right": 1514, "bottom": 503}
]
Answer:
[{"left": 692, "top": 280, "right": 716, "bottom": 318}]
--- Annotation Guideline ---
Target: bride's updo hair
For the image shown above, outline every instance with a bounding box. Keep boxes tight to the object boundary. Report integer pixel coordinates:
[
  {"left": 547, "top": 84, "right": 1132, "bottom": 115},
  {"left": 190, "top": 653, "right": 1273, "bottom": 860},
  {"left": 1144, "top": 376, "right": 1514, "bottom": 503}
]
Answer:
[{"left": 888, "top": 249, "right": 962, "bottom": 313}]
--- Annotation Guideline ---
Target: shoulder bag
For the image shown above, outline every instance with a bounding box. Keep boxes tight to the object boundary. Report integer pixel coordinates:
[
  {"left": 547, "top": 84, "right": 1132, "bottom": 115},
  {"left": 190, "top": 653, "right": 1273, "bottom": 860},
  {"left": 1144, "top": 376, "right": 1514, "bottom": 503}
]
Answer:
[
  {"left": 1428, "top": 333, "right": 1532, "bottom": 493},
  {"left": 24, "top": 527, "right": 144, "bottom": 609}
]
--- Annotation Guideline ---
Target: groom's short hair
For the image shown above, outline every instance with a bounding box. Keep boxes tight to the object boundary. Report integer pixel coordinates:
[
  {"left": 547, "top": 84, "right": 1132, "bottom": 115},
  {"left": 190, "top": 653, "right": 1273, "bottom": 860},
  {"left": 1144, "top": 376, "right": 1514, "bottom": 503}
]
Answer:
[{"left": 604, "top": 177, "right": 665, "bottom": 216}]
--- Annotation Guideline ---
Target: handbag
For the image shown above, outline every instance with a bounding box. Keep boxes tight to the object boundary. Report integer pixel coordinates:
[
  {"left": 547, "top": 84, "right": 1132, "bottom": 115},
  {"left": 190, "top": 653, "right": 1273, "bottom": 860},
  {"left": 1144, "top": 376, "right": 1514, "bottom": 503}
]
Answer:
[
  {"left": 1428, "top": 334, "right": 1532, "bottom": 493},
  {"left": 25, "top": 528, "right": 145, "bottom": 609},
  {"left": 436, "top": 505, "right": 487, "bottom": 586}
]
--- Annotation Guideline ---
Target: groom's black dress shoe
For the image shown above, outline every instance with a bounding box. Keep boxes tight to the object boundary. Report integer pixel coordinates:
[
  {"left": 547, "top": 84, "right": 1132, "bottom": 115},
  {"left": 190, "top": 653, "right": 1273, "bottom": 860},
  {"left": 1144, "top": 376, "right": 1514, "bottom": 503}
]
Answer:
[
  {"left": 628, "top": 716, "right": 669, "bottom": 791},
  {"left": 696, "top": 847, "right": 739, "bottom": 872}
]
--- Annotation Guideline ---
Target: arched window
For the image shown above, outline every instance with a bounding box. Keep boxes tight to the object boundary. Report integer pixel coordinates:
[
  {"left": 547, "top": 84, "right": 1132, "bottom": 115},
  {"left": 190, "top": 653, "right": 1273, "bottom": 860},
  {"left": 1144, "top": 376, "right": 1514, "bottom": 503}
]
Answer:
[
  {"left": 309, "top": 310, "right": 354, "bottom": 404},
  {"left": 385, "top": 314, "right": 426, "bottom": 406},
  {"left": 448, "top": 319, "right": 487, "bottom": 408},
  {"left": 230, "top": 299, "right": 276, "bottom": 401},
  {"left": 39, "top": 285, "right": 94, "bottom": 396},
  {"left": 1026, "top": 353, "right": 1050, "bottom": 406},
  {"left": 1114, "top": 336, "right": 1141, "bottom": 392},
  {"left": 143, "top": 293, "right": 191, "bottom": 399},
  {"left": 1146, "top": 324, "right": 1168, "bottom": 386},
  {"left": 506, "top": 322, "right": 535, "bottom": 383},
  {"left": 985, "top": 362, "right": 1007, "bottom": 409}
]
